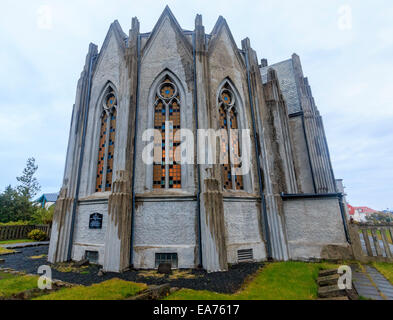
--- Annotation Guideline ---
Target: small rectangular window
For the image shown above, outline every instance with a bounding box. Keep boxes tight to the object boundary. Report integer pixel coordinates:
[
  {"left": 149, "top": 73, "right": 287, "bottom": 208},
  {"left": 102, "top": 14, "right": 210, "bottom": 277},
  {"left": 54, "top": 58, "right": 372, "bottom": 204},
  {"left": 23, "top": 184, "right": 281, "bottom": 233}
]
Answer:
[
  {"left": 237, "top": 249, "right": 253, "bottom": 262},
  {"left": 155, "top": 253, "right": 178, "bottom": 269},
  {"left": 85, "top": 250, "right": 99, "bottom": 264}
]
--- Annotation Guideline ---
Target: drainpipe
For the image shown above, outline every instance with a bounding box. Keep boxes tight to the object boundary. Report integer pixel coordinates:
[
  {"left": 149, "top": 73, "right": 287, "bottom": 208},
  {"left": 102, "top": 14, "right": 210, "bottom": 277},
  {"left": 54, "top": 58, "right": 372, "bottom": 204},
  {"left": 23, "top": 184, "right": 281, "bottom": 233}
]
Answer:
[
  {"left": 243, "top": 44, "right": 272, "bottom": 259},
  {"left": 192, "top": 31, "right": 203, "bottom": 268},
  {"left": 129, "top": 33, "right": 141, "bottom": 267},
  {"left": 338, "top": 193, "right": 351, "bottom": 243},
  {"left": 67, "top": 49, "right": 97, "bottom": 261}
]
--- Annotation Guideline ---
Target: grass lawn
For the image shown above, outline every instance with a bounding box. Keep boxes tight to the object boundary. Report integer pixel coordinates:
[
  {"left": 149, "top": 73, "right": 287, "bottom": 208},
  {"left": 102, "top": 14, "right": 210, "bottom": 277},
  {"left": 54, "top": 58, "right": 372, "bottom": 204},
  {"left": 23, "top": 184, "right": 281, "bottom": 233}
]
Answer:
[
  {"left": 372, "top": 262, "right": 393, "bottom": 285},
  {"left": 0, "top": 272, "right": 39, "bottom": 298},
  {"left": 0, "top": 239, "right": 36, "bottom": 245},
  {"left": 166, "top": 261, "right": 339, "bottom": 300},
  {"left": 34, "top": 278, "right": 147, "bottom": 300}
]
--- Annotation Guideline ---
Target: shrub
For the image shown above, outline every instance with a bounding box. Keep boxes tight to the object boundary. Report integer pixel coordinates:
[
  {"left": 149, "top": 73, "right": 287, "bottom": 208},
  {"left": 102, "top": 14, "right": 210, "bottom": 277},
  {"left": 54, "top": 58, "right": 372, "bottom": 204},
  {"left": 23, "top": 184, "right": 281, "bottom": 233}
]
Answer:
[
  {"left": 0, "top": 220, "right": 30, "bottom": 226},
  {"left": 27, "top": 229, "right": 47, "bottom": 241},
  {"left": 31, "top": 206, "right": 54, "bottom": 225}
]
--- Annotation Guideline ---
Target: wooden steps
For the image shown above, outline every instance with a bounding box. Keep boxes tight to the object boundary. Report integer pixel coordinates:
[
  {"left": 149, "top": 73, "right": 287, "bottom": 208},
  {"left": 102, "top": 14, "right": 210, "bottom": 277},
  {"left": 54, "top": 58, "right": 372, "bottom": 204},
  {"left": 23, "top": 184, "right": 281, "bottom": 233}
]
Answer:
[
  {"left": 317, "top": 274, "right": 340, "bottom": 287},
  {"left": 318, "top": 284, "right": 347, "bottom": 298},
  {"left": 319, "top": 269, "right": 339, "bottom": 277},
  {"left": 317, "top": 269, "right": 351, "bottom": 299}
]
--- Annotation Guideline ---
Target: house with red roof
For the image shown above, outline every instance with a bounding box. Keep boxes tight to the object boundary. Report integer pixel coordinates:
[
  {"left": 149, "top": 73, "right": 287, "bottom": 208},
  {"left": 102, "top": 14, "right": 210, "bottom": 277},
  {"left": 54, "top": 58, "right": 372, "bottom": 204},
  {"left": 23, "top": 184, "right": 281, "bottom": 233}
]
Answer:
[{"left": 347, "top": 204, "right": 378, "bottom": 222}]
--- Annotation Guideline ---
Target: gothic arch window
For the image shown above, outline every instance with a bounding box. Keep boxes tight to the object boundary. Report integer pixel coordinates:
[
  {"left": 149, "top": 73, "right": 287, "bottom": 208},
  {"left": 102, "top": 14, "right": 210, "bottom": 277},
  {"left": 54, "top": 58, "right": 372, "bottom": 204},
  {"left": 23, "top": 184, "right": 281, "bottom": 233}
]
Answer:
[
  {"left": 153, "top": 76, "right": 181, "bottom": 189},
  {"left": 218, "top": 83, "right": 244, "bottom": 191},
  {"left": 95, "top": 88, "right": 117, "bottom": 192}
]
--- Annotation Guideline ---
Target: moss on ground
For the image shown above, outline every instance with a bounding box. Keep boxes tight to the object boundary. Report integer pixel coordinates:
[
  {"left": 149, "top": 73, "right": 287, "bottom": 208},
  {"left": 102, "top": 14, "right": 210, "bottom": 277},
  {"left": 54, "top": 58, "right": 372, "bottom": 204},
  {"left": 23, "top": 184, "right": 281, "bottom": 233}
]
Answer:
[
  {"left": 168, "top": 270, "right": 200, "bottom": 280},
  {"left": 29, "top": 254, "right": 47, "bottom": 260},
  {"left": 0, "top": 247, "right": 15, "bottom": 255},
  {"left": 137, "top": 269, "right": 200, "bottom": 280},
  {"left": 52, "top": 262, "right": 90, "bottom": 274}
]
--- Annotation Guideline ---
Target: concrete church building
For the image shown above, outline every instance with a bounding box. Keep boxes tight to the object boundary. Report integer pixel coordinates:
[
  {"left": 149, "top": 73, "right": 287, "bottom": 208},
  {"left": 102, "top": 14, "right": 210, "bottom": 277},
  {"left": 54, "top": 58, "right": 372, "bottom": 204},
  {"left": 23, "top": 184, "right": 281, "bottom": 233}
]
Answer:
[{"left": 49, "top": 7, "right": 350, "bottom": 272}]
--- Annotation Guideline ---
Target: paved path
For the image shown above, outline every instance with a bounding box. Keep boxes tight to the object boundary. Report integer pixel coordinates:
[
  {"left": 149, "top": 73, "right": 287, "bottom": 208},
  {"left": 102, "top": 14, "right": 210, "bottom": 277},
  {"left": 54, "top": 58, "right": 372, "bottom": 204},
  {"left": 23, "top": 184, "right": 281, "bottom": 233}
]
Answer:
[
  {"left": 366, "top": 266, "right": 393, "bottom": 300},
  {"left": 0, "top": 241, "right": 49, "bottom": 249},
  {"left": 352, "top": 265, "right": 393, "bottom": 300}
]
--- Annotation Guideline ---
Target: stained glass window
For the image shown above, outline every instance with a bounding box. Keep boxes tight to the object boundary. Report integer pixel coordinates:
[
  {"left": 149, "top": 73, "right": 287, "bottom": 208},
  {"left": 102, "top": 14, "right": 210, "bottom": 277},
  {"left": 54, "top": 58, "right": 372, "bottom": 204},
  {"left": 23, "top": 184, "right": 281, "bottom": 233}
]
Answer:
[
  {"left": 95, "top": 90, "right": 117, "bottom": 192},
  {"left": 105, "top": 109, "right": 116, "bottom": 191},
  {"left": 95, "top": 113, "right": 107, "bottom": 192},
  {"left": 153, "top": 76, "right": 181, "bottom": 189},
  {"left": 219, "top": 84, "right": 244, "bottom": 191}
]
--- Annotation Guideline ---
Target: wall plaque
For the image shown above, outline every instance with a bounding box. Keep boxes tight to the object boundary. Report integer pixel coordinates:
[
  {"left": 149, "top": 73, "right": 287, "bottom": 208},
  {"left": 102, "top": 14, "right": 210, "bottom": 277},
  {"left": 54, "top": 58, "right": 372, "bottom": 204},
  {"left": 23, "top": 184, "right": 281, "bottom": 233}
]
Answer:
[{"left": 89, "top": 213, "right": 103, "bottom": 229}]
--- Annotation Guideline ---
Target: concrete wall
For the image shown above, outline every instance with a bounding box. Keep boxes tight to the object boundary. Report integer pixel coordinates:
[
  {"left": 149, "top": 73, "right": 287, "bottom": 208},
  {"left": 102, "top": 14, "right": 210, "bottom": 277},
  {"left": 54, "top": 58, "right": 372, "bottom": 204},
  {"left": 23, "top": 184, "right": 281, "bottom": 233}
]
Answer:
[
  {"left": 223, "top": 199, "right": 266, "bottom": 263},
  {"left": 133, "top": 199, "right": 197, "bottom": 268},
  {"left": 283, "top": 197, "right": 347, "bottom": 260},
  {"left": 289, "top": 116, "right": 315, "bottom": 193},
  {"left": 72, "top": 199, "right": 108, "bottom": 265}
]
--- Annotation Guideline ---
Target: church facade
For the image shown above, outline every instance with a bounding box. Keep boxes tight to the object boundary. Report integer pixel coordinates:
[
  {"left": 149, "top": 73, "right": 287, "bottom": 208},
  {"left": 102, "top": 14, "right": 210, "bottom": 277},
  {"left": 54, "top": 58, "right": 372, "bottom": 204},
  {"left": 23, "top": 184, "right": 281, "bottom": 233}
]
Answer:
[{"left": 48, "top": 7, "right": 351, "bottom": 272}]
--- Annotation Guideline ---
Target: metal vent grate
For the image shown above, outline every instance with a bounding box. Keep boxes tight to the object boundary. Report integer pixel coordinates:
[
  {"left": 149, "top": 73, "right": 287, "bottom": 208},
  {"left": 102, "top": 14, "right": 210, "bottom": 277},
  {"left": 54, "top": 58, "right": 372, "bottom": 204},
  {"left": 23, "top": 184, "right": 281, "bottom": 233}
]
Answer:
[
  {"left": 237, "top": 249, "right": 253, "bottom": 262},
  {"left": 155, "top": 253, "right": 178, "bottom": 269},
  {"left": 85, "top": 250, "right": 99, "bottom": 264}
]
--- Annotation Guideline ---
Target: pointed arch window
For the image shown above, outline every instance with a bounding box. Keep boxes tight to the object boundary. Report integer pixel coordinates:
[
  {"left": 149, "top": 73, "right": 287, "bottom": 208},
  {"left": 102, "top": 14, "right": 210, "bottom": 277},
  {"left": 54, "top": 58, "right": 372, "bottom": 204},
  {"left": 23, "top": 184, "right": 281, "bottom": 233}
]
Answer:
[
  {"left": 153, "top": 76, "right": 181, "bottom": 189},
  {"left": 219, "top": 83, "right": 244, "bottom": 191},
  {"left": 95, "top": 89, "right": 117, "bottom": 192}
]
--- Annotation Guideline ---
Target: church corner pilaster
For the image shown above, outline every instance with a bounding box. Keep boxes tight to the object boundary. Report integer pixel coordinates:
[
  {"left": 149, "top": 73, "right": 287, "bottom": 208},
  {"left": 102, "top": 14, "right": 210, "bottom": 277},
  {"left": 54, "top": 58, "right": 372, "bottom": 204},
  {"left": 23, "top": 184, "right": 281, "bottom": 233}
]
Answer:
[
  {"left": 48, "top": 43, "right": 98, "bottom": 264},
  {"left": 102, "top": 18, "right": 140, "bottom": 272}
]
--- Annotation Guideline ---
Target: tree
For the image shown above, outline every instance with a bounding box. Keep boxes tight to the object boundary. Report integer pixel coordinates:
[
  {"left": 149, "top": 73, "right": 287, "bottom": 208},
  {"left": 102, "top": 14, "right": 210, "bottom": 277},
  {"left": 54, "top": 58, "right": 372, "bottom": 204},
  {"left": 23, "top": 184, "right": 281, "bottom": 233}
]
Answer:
[
  {"left": 31, "top": 205, "right": 54, "bottom": 225},
  {"left": 16, "top": 157, "right": 41, "bottom": 200},
  {"left": 0, "top": 158, "right": 42, "bottom": 223},
  {"left": 0, "top": 185, "right": 34, "bottom": 223},
  {"left": 366, "top": 212, "right": 393, "bottom": 224}
]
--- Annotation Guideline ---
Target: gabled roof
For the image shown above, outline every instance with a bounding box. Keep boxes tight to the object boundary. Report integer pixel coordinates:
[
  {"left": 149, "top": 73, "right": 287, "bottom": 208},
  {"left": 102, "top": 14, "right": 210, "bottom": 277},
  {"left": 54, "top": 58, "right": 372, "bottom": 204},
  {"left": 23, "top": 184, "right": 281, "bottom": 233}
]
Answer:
[
  {"left": 35, "top": 193, "right": 59, "bottom": 203},
  {"left": 207, "top": 16, "right": 245, "bottom": 69},
  {"left": 347, "top": 204, "right": 378, "bottom": 214},
  {"left": 355, "top": 207, "right": 378, "bottom": 214},
  {"left": 93, "top": 20, "right": 128, "bottom": 74},
  {"left": 141, "top": 5, "right": 193, "bottom": 57}
]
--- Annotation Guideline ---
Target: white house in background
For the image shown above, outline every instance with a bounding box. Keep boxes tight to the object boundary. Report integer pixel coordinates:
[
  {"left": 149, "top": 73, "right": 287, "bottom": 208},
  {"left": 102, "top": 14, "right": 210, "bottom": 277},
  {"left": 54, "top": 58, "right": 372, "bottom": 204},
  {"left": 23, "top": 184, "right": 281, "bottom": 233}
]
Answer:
[
  {"left": 35, "top": 193, "right": 59, "bottom": 209},
  {"left": 347, "top": 204, "right": 378, "bottom": 222}
]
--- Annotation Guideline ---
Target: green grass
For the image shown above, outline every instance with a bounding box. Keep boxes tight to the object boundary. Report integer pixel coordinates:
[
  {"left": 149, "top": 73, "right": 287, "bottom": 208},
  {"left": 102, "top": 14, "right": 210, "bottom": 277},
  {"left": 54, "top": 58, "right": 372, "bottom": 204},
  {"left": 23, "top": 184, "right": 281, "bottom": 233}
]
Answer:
[
  {"left": 166, "top": 261, "right": 339, "bottom": 300},
  {"left": 34, "top": 278, "right": 147, "bottom": 300},
  {"left": 0, "top": 272, "right": 39, "bottom": 298},
  {"left": 372, "top": 262, "right": 393, "bottom": 285},
  {"left": 0, "top": 239, "right": 36, "bottom": 245}
]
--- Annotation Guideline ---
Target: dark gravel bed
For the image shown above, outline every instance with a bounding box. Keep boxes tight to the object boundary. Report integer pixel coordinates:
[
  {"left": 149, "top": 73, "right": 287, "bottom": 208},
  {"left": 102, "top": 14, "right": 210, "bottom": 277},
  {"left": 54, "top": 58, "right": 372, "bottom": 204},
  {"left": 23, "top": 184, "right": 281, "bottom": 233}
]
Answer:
[{"left": 1, "top": 245, "right": 263, "bottom": 294}]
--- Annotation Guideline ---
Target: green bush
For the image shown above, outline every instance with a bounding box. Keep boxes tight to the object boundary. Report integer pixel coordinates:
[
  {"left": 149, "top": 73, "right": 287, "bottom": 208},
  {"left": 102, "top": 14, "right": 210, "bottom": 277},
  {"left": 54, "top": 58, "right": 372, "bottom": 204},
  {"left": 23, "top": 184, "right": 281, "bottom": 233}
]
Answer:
[
  {"left": 27, "top": 229, "right": 47, "bottom": 241},
  {"left": 0, "top": 220, "right": 31, "bottom": 226},
  {"left": 31, "top": 206, "right": 54, "bottom": 225}
]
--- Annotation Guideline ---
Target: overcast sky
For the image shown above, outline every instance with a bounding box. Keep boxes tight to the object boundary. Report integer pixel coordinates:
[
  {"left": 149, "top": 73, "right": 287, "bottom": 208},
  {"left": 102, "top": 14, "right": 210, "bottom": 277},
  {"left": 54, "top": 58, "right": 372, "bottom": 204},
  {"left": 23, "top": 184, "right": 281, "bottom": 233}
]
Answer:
[{"left": 0, "top": 0, "right": 392, "bottom": 210}]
